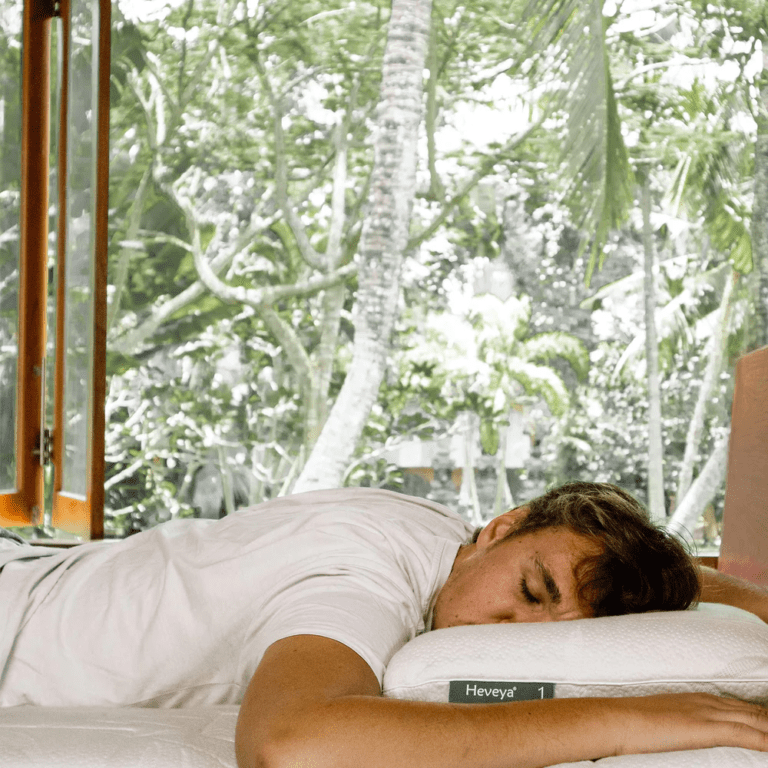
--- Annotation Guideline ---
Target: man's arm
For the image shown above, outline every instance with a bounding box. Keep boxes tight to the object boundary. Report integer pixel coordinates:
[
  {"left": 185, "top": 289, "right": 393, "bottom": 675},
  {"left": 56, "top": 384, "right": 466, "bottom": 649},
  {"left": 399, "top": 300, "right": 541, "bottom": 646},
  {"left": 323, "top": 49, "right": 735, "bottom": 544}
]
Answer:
[
  {"left": 699, "top": 565, "right": 768, "bottom": 623},
  {"left": 235, "top": 635, "right": 768, "bottom": 768}
]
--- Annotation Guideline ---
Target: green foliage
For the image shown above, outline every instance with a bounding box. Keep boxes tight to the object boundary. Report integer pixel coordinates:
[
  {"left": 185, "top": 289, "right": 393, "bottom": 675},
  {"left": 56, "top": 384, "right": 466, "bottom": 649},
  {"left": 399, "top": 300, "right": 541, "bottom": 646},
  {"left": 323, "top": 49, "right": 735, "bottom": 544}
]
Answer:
[
  {"left": 389, "top": 294, "right": 587, "bottom": 447},
  {"left": 87, "top": 0, "right": 762, "bottom": 533},
  {"left": 521, "top": 332, "right": 590, "bottom": 380},
  {"left": 583, "top": 257, "right": 734, "bottom": 381},
  {"left": 479, "top": 420, "right": 500, "bottom": 455},
  {"left": 539, "top": 338, "right": 732, "bottom": 513},
  {"left": 520, "top": 0, "right": 635, "bottom": 282},
  {"left": 104, "top": 313, "right": 307, "bottom": 532}
]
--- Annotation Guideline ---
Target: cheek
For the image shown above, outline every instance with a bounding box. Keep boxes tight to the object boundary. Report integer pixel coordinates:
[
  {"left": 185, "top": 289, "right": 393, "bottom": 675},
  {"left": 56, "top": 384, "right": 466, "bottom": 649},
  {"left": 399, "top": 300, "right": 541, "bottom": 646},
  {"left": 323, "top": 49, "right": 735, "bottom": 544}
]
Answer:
[
  {"left": 470, "top": 581, "right": 514, "bottom": 620},
  {"left": 440, "top": 574, "right": 489, "bottom": 622}
]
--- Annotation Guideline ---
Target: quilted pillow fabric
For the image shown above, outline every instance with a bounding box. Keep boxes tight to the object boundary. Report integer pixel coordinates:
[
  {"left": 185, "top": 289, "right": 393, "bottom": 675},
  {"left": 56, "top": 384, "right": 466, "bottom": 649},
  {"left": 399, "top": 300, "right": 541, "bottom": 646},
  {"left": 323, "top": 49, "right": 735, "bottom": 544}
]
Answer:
[{"left": 382, "top": 604, "right": 768, "bottom": 705}]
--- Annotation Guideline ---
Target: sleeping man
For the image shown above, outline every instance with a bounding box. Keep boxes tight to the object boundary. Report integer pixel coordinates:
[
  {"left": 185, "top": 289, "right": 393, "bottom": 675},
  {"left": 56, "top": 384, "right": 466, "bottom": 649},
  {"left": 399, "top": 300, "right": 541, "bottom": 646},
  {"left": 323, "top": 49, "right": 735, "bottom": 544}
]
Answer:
[{"left": 1, "top": 481, "right": 767, "bottom": 767}]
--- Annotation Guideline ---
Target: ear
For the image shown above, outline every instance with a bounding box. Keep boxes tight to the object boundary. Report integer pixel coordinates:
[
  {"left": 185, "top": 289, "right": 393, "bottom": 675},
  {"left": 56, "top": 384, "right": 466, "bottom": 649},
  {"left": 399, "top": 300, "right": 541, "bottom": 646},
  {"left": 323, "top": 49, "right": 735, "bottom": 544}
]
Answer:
[{"left": 475, "top": 506, "right": 530, "bottom": 548}]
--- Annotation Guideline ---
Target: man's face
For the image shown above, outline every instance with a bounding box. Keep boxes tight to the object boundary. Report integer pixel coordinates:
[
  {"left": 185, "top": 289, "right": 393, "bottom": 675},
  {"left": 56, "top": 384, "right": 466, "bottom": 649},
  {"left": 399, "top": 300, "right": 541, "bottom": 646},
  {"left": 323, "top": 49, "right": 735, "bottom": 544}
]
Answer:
[{"left": 432, "top": 508, "right": 601, "bottom": 629}]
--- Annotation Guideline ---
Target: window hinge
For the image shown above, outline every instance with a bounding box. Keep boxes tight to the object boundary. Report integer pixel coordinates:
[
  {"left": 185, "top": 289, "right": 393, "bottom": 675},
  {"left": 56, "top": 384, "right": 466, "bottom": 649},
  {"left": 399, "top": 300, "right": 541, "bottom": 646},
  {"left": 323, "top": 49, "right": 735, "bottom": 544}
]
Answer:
[
  {"left": 36, "top": 0, "right": 61, "bottom": 19},
  {"left": 33, "top": 429, "right": 53, "bottom": 466}
]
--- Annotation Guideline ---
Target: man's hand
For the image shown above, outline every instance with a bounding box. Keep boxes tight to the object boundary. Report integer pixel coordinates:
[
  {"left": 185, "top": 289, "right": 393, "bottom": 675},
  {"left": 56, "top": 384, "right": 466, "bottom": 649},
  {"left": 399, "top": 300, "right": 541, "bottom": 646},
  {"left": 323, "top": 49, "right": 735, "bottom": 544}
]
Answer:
[
  {"left": 612, "top": 693, "right": 768, "bottom": 756},
  {"left": 699, "top": 565, "right": 768, "bottom": 623},
  {"left": 235, "top": 635, "right": 768, "bottom": 768}
]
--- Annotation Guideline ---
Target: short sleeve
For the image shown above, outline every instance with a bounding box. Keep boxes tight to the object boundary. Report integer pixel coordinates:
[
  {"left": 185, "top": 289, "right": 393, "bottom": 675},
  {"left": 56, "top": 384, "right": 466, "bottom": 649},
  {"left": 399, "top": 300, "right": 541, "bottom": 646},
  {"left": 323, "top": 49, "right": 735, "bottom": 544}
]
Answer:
[{"left": 241, "top": 570, "right": 423, "bottom": 686}]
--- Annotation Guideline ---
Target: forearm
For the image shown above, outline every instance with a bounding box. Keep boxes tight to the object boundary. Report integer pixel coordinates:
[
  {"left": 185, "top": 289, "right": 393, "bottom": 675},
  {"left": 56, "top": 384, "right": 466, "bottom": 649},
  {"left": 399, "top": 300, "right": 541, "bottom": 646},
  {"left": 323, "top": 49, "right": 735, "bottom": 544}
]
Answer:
[
  {"left": 237, "top": 635, "right": 768, "bottom": 768},
  {"left": 240, "top": 691, "right": 768, "bottom": 768},
  {"left": 251, "top": 694, "right": 621, "bottom": 768},
  {"left": 699, "top": 565, "right": 768, "bottom": 623}
]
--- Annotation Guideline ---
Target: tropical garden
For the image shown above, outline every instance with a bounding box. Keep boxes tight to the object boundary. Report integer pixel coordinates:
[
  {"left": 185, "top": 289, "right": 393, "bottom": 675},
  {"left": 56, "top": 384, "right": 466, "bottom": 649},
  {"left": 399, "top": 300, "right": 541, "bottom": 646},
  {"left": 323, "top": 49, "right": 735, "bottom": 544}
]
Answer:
[{"left": 3, "top": 0, "right": 767, "bottom": 549}]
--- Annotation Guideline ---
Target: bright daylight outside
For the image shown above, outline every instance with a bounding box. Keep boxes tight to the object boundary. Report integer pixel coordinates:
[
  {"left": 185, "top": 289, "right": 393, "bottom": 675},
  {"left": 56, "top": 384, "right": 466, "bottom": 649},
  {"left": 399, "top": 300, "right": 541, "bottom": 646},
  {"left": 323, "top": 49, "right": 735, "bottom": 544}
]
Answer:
[{"left": 43, "top": 0, "right": 767, "bottom": 551}]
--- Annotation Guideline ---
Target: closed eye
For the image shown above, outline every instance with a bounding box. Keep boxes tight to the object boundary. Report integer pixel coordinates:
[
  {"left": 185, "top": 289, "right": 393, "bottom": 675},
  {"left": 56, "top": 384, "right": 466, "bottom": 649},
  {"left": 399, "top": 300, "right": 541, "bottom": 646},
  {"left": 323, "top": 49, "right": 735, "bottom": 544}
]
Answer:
[{"left": 520, "top": 577, "right": 540, "bottom": 605}]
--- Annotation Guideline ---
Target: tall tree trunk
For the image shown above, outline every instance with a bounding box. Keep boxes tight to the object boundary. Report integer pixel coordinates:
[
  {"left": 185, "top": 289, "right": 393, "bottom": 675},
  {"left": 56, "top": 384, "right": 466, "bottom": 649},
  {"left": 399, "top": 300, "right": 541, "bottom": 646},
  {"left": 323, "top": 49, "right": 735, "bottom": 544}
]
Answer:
[
  {"left": 493, "top": 423, "right": 513, "bottom": 518},
  {"left": 641, "top": 176, "right": 666, "bottom": 521},
  {"left": 457, "top": 412, "right": 481, "bottom": 525},
  {"left": 667, "top": 434, "right": 729, "bottom": 539},
  {"left": 675, "top": 268, "right": 734, "bottom": 501},
  {"left": 293, "top": 0, "right": 431, "bottom": 493},
  {"left": 425, "top": 9, "right": 444, "bottom": 201},
  {"left": 308, "top": 283, "right": 346, "bottom": 445},
  {"left": 751, "top": 53, "right": 768, "bottom": 350}
]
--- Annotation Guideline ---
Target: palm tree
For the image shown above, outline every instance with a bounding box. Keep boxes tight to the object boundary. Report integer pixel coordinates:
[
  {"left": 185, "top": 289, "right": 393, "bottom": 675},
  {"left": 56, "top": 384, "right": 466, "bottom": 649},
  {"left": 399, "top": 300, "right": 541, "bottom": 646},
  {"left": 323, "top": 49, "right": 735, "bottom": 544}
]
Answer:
[
  {"left": 399, "top": 293, "right": 589, "bottom": 519},
  {"left": 520, "top": 0, "right": 760, "bottom": 523},
  {"left": 292, "top": 0, "right": 434, "bottom": 492}
]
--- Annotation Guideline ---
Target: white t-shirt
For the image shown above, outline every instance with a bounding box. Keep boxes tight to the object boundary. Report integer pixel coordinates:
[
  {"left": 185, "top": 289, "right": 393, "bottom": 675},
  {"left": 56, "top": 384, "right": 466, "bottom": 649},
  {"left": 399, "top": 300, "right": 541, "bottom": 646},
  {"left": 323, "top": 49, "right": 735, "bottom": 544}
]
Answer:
[{"left": 0, "top": 488, "right": 472, "bottom": 707}]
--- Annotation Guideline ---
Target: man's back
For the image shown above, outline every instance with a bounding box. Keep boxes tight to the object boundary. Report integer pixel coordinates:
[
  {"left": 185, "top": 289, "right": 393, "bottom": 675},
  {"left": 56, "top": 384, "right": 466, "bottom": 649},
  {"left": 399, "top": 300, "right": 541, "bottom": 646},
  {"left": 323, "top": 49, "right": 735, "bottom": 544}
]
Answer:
[{"left": 0, "top": 488, "right": 471, "bottom": 707}]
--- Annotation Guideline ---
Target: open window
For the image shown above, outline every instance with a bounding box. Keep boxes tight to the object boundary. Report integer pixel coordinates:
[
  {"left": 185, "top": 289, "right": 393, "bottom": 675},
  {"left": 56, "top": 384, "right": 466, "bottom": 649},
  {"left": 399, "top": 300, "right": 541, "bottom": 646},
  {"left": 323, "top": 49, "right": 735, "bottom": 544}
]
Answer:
[{"left": 0, "top": 0, "right": 109, "bottom": 540}]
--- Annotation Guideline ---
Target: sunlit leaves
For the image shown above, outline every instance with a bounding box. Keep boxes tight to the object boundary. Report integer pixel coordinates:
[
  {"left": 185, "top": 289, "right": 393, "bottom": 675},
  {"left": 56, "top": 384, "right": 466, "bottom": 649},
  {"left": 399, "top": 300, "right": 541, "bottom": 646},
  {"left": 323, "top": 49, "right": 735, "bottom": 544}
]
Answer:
[
  {"left": 521, "top": 331, "right": 589, "bottom": 380},
  {"left": 396, "top": 294, "right": 585, "bottom": 440},
  {"left": 520, "top": 0, "right": 634, "bottom": 282},
  {"left": 95, "top": 0, "right": 763, "bottom": 530}
]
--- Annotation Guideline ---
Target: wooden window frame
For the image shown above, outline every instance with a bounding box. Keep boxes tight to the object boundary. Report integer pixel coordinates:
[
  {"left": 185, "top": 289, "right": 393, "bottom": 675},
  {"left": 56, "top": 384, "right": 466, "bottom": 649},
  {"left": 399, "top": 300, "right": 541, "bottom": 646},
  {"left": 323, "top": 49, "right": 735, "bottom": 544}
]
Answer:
[{"left": 0, "top": 0, "right": 109, "bottom": 540}]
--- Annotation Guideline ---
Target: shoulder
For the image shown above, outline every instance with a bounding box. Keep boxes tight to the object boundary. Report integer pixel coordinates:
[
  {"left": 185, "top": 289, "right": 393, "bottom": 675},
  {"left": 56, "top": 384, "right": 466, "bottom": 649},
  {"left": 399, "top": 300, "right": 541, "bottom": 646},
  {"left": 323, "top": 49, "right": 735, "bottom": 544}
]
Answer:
[{"left": 234, "top": 487, "right": 473, "bottom": 545}]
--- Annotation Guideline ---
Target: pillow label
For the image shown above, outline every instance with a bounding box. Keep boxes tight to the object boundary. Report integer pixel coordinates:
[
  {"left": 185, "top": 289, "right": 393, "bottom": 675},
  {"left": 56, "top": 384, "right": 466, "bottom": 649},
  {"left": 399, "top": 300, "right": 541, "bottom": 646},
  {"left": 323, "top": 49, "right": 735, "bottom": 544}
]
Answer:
[{"left": 449, "top": 681, "right": 554, "bottom": 703}]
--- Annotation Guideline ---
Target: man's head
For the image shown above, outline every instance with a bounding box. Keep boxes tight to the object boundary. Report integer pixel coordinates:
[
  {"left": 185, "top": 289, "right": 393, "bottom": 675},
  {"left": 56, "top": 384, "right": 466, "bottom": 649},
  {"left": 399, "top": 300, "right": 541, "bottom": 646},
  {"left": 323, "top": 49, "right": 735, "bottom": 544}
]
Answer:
[{"left": 431, "top": 481, "right": 700, "bottom": 630}]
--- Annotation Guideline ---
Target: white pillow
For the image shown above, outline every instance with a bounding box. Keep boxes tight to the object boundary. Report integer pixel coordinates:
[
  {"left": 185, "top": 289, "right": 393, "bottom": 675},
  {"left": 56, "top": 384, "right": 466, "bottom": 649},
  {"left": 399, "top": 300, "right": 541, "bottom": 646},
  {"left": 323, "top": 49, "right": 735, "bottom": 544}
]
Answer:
[{"left": 382, "top": 604, "right": 768, "bottom": 705}]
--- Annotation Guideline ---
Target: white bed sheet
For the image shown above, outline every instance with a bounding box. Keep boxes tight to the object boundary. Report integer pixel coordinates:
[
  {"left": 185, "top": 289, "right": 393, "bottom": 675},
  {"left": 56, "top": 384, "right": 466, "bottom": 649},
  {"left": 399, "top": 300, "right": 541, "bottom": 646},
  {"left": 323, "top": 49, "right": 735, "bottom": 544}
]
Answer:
[
  {"left": 1, "top": 705, "right": 767, "bottom": 767},
  {"left": 0, "top": 706, "right": 240, "bottom": 768}
]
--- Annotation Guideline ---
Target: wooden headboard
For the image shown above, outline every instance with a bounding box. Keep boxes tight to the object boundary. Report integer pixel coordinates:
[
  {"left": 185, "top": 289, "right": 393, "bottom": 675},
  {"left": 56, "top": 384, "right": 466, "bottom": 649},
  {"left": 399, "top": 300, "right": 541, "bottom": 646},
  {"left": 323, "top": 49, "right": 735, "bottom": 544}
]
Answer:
[{"left": 718, "top": 346, "right": 768, "bottom": 587}]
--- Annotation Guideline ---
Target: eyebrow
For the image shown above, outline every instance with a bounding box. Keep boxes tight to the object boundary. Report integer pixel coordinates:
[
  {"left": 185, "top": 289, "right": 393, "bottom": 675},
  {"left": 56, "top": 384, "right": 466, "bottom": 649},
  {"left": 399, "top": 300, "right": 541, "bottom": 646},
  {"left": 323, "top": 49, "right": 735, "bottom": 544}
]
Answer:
[{"left": 535, "top": 558, "right": 561, "bottom": 604}]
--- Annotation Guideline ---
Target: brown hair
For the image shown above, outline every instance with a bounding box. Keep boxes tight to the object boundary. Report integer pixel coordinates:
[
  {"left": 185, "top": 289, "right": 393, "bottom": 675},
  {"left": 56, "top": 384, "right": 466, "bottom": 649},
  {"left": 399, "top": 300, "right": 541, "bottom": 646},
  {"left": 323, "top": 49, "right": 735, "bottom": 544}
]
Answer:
[{"left": 502, "top": 482, "right": 701, "bottom": 617}]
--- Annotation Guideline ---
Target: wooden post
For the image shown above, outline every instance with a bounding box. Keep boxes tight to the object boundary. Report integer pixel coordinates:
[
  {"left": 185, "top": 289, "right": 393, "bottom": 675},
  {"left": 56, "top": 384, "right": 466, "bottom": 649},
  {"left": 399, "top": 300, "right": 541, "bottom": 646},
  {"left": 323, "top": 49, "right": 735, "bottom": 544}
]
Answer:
[{"left": 719, "top": 346, "right": 768, "bottom": 586}]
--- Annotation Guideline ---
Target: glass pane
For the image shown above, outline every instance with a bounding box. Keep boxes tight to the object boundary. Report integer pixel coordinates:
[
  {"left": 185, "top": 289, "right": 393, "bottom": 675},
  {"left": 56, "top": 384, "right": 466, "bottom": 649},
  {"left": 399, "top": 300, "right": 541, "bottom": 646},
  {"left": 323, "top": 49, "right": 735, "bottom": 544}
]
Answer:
[
  {"left": 0, "top": 0, "right": 23, "bottom": 495},
  {"left": 101, "top": 0, "right": 755, "bottom": 550},
  {"left": 61, "top": 0, "right": 99, "bottom": 499},
  {"left": 44, "top": 18, "right": 63, "bottom": 516}
]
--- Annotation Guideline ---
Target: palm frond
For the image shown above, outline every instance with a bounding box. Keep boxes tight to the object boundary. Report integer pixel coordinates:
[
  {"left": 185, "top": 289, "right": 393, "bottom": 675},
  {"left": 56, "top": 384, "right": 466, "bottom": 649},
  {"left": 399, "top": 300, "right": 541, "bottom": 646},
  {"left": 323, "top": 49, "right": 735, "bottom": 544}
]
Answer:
[
  {"left": 508, "top": 360, "right": 571, "bottom": 417},
  {"left": 522, "top": 0, "right": 634, "bottom": 283},
  {"left": 611, "top": 266, "right": 728, "bottom": 380},
  {"left": 520, "top": 331, "right": 590, "bottom": 380},
  {"left": 580, "top": 253, "right": 689, "bottom": 310},
  {"left": 669, "top": 87, "right": 754, "bottom": 273}
]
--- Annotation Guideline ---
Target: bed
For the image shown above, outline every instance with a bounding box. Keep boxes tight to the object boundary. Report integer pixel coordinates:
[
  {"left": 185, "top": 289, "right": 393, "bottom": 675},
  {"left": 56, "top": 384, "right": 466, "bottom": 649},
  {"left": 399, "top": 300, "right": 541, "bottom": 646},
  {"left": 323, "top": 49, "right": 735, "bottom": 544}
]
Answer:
[
  {"left": 2, "top": 603, "right": 768, "bottom": 767},
  {"left": 2, "top": 347, "right": 767, "bottom": 767},
  {"left": 1, "top": 712, "right": 766, "bottom": 768}
]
